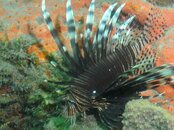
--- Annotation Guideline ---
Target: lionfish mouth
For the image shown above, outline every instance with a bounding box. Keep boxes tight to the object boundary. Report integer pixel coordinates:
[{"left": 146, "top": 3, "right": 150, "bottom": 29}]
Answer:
[{"left": 41, "top": 0, "right": 174, "bottom": 129}]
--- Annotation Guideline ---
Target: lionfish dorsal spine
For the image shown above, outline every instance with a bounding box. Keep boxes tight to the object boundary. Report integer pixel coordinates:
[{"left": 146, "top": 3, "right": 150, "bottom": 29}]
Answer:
[
  {"left": 101, "top": 3, "right": 127, "bottom": 58},
  {"left": 111, "top": 3, "right": 125, "bottom": 27},
  {"left": 82, "top": 0, "right": 96, "bottom": 64},
  {"left": 104, "top": 3, "right": 126, "bottom": 54},
  {"left": 66, "top": 0, "right": 82, "bottom": 67},
  {"left": 93, "top": 3, "right": 117, "bottom": 61},
  {"left": 41, "top": 0, "right": 79, "bottom": 72},
  {"left": 85, "top": 0, "right": 95, "bottom": 52},
  {"left": 95, "top": 3, "right": 117, "bottom": 45},
  {"left": 112, "top": 15, "right": 135, "bottom": 41}
]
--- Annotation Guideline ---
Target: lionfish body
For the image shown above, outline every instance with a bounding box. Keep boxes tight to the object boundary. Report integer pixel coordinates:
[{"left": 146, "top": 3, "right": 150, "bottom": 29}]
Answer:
[{"left": 42, "top": 0, "right": 174, "bottom": 128}]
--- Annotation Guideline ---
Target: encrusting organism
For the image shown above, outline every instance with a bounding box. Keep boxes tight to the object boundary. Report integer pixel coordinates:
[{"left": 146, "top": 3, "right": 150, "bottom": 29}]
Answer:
[
  {"left": 41, "top": 0, "right": 174, "bottom": 129},
  {"left": 122, "top": 99, "right": 174, "bottom": 130}
]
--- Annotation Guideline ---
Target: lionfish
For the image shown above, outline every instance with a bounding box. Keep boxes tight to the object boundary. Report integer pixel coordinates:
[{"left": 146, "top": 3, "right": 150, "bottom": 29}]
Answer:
[{"left": 41, "top": 0, "right": 174, "bottom": 129}]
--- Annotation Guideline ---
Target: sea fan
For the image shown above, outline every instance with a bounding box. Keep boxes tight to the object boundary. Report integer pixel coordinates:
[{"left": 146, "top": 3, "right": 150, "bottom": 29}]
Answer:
[{"left": 41, "top": 0, "right": 174, "bottom": 129}]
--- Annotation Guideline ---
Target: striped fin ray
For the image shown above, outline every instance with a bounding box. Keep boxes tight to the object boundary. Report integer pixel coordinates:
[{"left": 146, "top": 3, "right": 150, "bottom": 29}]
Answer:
[
  {"left": 82, "top": 0, "right": 95, "bottom": 65},
  {"left": 98, "top": 97, "right": 131, "bottom": 129},
  {"left": 69, "top": 85, "right": 95, "bottom": 112},
  {"left": 101, "top": 19, "right": 113, "bottom": 58},
  {"left": 41, "top": 0, "right": 78, "bottom": 72},
  {"left": 93, "top": 3, "right": 117, "bottom": 61},
  {"left": 70, "top": 87, "right": 92, "bottom": 107},
  {"left": 112, "top": 15, "right": 135, "bottom": 41},
  {"left": 85, "top": 0, "right": 95, "bottom": 52},
  {"left": 110, "top": 7, "right": 167, "bottom": 60},
  {"left": 62, "top": 102, "right": 77, "bottom": 125},
  {"left": 66, "top": 0, "right": 82, "bottom": 67},
  {"left": 112, "top": 44, "right": 158, "bottom": 82},
  {"left": 101, "top": 3, "right": 126, "bottom": 57},
  {"left": 106, "top": 26, "right": 134, "bottom": 56},
  {"left": 111, "top": 3, "right": 125, "bottom": 27},
  {"left": 112, "top": 28, "right": 132, "bottom": 48},
  {"left": 117, "top": 7, "right": 170, "bottom": 86},
  {"left": 121, "top": 64, "right": 174, "bottom": 90},
  {"left": 107, "top": 26, "right": 139, "bottom": 57}
]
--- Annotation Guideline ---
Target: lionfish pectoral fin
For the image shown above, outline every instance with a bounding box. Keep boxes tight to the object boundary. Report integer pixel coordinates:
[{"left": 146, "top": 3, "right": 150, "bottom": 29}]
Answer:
[
  {"left": 98, "top": 97, "right": 133, "bottom": 129},
  {"left": 121, "top": 63, "right": 174, "bottom": 91},
  {"left": 98, "top": 62, "right": 174, "bottom": 128}
]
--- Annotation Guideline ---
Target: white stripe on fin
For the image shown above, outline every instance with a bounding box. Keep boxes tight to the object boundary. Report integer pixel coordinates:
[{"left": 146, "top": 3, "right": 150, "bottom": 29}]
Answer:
[
  {"left": 66, "top": 0, "right": 81, "bottom": 65},
  {"left": 85, "top": 0, "right": 95, "bottom": 51},
  {"left": 41, "top": 0, "right": 78, "bottom": 72},
  {"left": 112, "top": 15, "right": 135, "bottom": 41},
  {"left": 94, "top": 3, "right": 117, "bottom": 47},
  {"left": 111, "top": 3, "right": 125, "bottom": 27}
]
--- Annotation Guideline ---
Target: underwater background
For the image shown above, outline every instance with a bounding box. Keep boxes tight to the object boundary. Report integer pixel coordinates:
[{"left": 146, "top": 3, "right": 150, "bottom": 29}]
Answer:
[{"left": 1, "top": 0, "right": 174, "bottom": 130}]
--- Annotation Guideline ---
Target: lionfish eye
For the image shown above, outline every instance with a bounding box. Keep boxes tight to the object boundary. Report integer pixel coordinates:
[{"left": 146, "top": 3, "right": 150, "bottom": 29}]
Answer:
[{"left": 91, "top": 90, "right": 97, "bottom": 99}]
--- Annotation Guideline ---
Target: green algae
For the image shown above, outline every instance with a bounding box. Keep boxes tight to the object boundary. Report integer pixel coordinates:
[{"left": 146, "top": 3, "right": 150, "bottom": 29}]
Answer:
[{"left": 0, "top": 36, "right": 70, "bottom": 129}]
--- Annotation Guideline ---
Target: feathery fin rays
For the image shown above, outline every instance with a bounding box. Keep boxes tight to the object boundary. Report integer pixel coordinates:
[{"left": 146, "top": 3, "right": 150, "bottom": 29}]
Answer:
[
  {"left": 112, "top": 15, "right": 135, "bottom": 41},
  {"left": 83, "top": 0, "right": 95, "bottom": 63},
  {"left": 42, "top": 0, "right": 135, "bottom": 69},
  {"left": 101, "top": 3, "right": 126, "bottom": 57},
  {"left": 121, "top": 64, "right": 174, "bottom": 89},
  {"left": 102, "top": 3, "right": 127, "bottom": 57},
  {"left": 41, "top": 0, "right": 80, "bottom": 73},
  {"left": 93, "top": 3, "right": 117, "bottom": 61},
  {"left": 85, "top": 0, "right": 95, "bottom": 52},
  {"left": 92, "top": 3, "right": 136, "bottom": 61},
  {"left": 66, "top": 0, "right": 83, "bottom": 67}
]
